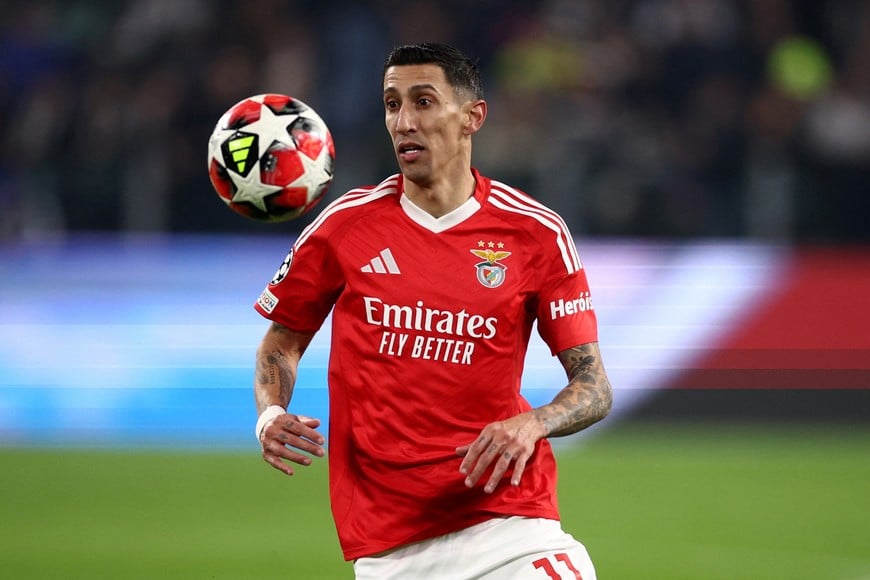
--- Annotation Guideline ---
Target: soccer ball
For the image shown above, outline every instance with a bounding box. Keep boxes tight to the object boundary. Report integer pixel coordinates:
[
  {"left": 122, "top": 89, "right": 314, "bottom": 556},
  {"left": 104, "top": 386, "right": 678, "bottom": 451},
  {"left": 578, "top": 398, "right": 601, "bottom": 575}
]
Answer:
[{"left": 207, "top": 94, "right": 335, "bottom": 222}]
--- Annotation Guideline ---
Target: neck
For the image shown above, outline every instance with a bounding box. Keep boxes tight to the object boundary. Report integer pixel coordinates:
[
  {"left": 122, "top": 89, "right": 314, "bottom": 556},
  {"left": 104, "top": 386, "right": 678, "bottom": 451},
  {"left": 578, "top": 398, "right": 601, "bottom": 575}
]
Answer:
[{"left": 403, "top": 169, "right": 476, "bottom": 218}]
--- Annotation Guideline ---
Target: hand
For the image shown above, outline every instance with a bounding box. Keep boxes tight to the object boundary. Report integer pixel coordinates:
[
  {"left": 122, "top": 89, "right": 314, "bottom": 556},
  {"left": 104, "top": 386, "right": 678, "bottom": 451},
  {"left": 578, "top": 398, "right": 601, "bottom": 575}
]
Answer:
[
  {"left": 455, "top": 412, "right": 546, "bottom": 494},
  {"left": 260, "top": 413, "right": 325, "bottom": 476}
]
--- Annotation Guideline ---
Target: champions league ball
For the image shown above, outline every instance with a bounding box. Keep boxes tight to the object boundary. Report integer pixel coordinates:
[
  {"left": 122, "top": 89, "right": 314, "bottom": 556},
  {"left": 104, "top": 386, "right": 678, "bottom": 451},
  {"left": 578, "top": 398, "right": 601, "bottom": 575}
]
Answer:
[{"left": 207, "top": 94, "right": 335, "bottom": 222}]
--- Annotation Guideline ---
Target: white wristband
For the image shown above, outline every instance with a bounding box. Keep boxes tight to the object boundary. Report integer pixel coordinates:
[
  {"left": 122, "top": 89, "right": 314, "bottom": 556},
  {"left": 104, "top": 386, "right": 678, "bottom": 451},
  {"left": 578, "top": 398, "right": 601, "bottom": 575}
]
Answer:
[{"left": 255, "top": 405, "right": 286, "bottom": 442}]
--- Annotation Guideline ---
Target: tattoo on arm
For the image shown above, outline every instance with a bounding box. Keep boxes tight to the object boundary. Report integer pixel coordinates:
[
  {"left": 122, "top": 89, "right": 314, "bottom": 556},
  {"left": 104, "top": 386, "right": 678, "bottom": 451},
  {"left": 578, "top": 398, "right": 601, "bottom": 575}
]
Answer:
[
  {"left": 254, "top": 323, "right": 303, "bottom": 413},
  {"left": 257, "top": 351, "right": 295, "bottom": 403},
  {"left": 535, "top": 343, "right": 613, "bottom": 437}
]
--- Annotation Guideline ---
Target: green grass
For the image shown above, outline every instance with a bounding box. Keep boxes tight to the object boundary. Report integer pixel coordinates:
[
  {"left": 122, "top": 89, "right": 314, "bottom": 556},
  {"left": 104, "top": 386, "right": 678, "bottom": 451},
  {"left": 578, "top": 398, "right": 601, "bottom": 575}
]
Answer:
[
  {"left": 1, "top": 422, "right": 868, "bottom": 579},
  {"left": 557, "top": 423, "right": 870, "bottom": 579}
]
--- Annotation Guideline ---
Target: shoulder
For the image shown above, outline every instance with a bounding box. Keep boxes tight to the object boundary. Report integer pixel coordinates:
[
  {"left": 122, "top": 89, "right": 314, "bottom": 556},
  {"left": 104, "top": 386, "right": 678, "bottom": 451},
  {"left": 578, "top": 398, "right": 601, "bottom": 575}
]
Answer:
[
  {"left": 483, "top": 177, "right": 583, "bottom": 274},
  {"left": 294, "top": 174, "right": 400, "bottom": 249},
  {"left": 484, "top": 178, "right": 565, "bottom": 230},
  {"left": 319, "top": 174, "right": 401, "bottom": 221}
]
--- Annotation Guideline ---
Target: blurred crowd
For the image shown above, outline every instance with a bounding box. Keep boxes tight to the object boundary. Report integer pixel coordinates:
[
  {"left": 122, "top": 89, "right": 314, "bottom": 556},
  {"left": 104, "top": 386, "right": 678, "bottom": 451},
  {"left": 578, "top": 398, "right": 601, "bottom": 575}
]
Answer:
[{"left": 1, "top": 0, "right": 868, "bottom": 241}]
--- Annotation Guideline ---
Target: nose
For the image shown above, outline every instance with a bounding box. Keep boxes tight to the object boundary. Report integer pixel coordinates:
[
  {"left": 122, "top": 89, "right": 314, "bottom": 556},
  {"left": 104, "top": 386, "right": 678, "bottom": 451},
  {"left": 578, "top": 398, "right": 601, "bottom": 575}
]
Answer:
[{"left": 394, "top": 104, "right": 416, "bottom": 134}]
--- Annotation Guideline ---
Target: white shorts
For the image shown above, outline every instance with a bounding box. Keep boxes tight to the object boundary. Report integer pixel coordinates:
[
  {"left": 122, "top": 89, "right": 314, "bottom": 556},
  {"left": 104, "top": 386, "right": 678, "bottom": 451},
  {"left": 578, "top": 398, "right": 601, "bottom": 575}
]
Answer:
[{"left": 353, "top": 516, "right": 596, "bottom": 580}]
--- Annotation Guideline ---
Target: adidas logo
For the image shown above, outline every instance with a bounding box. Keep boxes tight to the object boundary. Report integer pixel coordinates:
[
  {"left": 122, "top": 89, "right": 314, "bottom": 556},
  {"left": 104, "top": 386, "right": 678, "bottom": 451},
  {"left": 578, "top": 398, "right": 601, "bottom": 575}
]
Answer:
[
  {"left": 221, "top": 132, "right": 259, "bottom": 177},
  {"left": 361, "top": 248, "right": 401, "bottom": 274},
  {"left": 228, "top": 135, "right": 255, "bottom": 173}
]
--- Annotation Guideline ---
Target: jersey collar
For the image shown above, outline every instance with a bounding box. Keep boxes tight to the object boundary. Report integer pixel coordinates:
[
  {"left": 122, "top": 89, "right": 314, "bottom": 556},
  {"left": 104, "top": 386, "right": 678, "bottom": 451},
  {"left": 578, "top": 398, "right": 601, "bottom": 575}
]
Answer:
[{"left": 398, "top": 169, "right": 489, "bottom": 233}]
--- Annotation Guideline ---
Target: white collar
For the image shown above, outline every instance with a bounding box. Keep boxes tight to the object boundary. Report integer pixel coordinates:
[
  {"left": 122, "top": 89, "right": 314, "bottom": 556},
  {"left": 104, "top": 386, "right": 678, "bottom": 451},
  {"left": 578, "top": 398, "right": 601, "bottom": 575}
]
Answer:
[{"left": 399, "top": 193, "right": 481, "bottom": 233}]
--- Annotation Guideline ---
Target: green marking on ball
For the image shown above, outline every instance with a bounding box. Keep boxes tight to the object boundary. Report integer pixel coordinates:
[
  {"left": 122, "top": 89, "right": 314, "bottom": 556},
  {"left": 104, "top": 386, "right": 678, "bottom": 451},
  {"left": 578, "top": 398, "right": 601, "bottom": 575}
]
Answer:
[{"left": 228, "top": 136, "right": 256, "bottom": 172}]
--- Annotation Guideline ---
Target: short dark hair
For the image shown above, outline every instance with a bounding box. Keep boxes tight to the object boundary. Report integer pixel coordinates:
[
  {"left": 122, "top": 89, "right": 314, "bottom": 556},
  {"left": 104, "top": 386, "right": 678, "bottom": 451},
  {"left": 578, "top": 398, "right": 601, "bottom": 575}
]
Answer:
[{"left": 384, "top": 43, "right": 484, "bottom": 100}]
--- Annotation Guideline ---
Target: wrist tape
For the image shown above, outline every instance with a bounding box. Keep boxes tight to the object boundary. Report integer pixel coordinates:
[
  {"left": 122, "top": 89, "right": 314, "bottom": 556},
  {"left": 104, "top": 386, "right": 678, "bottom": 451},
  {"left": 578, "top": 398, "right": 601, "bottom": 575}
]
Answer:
[{"left": 255, "top": 405, "right": 286, "bottom": 442}]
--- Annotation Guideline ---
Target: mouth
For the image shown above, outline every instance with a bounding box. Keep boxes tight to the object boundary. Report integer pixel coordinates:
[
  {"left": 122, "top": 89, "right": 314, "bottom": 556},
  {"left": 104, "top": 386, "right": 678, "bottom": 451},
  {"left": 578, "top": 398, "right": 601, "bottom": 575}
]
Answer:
[{"left": 397, "top": 142, "right": 424, "bottom": 162}]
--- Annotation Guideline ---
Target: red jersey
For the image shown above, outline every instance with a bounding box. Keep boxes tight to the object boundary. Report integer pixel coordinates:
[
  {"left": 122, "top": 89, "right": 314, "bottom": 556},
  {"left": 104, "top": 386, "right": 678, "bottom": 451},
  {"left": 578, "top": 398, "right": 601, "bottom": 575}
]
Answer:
[{"left": 254, "top": 169, "right": 598, "bottom": 560}]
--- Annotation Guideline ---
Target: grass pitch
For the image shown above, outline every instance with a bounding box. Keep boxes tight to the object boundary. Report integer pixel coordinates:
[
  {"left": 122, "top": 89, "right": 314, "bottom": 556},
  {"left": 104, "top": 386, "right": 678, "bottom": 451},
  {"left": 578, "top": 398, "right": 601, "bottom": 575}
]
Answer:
[{"left": 1, "top": 422, "right": 868, "bottom": 579}]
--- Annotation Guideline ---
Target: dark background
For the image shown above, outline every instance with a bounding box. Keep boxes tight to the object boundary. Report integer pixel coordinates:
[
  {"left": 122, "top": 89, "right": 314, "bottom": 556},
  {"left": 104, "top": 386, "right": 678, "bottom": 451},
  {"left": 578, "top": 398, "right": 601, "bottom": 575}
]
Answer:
[{"left": 2, "top": 0, "right": 868, "bottom": 241}]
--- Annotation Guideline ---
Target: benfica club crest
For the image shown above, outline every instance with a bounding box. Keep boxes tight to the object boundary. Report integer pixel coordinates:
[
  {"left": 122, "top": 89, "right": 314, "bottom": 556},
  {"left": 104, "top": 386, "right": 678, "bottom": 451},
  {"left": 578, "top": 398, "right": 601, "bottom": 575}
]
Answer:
[{"left": 470, "top": 247, "right": 512, "bottom": 288}]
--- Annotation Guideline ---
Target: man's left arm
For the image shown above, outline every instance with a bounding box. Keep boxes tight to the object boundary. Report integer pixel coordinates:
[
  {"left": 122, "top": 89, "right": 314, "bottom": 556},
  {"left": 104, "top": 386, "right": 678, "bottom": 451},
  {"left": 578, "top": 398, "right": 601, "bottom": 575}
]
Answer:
[
  {"left": 456, "top": 341, "right": 613, "bottom": 493},
  {"left": 539, "top": 341, "right": 613, "bottom": 436}
]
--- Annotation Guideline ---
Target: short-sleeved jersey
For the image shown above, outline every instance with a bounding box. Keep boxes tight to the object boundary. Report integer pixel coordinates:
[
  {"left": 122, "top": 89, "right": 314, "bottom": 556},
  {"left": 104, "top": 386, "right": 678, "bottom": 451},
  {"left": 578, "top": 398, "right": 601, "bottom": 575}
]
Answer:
[{"left": 254, "top": 169, "right": 598, "bottom": 561}]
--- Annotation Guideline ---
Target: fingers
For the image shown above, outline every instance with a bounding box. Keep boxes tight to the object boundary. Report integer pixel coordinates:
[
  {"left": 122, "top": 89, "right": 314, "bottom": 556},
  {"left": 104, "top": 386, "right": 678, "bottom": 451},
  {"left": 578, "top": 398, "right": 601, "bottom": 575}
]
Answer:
[
  {"left": 465, "top": 442, "right": 517, "bottom": 494},
  {"left": 510, "top": 454, "right": 529, "bottom": 487},
  {"left": 459, "top": 433, "right": 496, "bottom": 486},
  {"left": 482, "top": 448, "right": 516, "bottom": 494},
  {"left": 458, "top": 434, "right": 525, "bottom": 494},
  {"left": 295, "top": 415, "right": 320, "bottom": 427},
  {"left": 458, "top": 416, "right": 542, "bottom": 493},
  {"left": 457, "top": 433, "right": 489, "bottom": 479},
  {"left": 262, "top": 448, "right": 299, "bottom": 476},
  {"left": 260, "top": 413, "right": 325, "bottom": 476},
  {"left": 276, "top": 415, "right": 324, "bottom": 447}
]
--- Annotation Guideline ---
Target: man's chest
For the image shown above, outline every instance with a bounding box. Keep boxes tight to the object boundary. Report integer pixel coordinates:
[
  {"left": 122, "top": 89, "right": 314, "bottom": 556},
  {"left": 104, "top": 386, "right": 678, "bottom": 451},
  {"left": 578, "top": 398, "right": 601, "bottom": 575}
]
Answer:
[{"left": 335, "top": 217, "right": 535, "bottom": 316}]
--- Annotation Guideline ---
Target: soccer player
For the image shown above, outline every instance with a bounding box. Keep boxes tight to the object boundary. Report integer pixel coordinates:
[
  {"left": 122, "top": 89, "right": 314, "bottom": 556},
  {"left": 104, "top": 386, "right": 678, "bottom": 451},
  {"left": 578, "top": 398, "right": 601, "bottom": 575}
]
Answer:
[{"left": 253, "top": 43, "right": 613, "bottom": 579}]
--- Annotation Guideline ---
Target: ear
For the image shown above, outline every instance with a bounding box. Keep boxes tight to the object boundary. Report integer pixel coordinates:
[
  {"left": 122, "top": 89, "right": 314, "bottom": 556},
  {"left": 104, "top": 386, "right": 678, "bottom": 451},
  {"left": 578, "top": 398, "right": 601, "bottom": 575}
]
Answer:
[{"left": 463, "top": 99, "right": 487, "bottom": 135}]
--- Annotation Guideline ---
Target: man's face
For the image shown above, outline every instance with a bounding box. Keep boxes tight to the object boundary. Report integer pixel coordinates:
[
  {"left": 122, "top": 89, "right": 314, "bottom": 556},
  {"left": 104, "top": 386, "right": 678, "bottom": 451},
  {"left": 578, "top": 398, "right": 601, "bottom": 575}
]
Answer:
[{"left": 383, "top": 64, "right": 471, "bottom": 186}]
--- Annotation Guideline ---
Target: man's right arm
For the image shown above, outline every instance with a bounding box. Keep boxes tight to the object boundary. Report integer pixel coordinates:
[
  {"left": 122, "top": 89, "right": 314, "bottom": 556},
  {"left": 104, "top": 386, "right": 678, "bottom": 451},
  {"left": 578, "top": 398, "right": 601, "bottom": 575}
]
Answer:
[{"left": 255, "top": 322, "right": 325, "bottom": 476}]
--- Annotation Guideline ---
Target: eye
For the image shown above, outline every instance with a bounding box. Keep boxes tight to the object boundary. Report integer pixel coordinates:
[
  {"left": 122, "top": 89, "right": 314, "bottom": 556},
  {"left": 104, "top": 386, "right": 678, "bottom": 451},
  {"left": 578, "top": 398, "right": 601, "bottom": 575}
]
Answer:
[
  {"left": 418, "top": 97, "right": 432, "bottom": 107},
  {"left": 385, "top": 99, "right": 399, "bottom": 110}
]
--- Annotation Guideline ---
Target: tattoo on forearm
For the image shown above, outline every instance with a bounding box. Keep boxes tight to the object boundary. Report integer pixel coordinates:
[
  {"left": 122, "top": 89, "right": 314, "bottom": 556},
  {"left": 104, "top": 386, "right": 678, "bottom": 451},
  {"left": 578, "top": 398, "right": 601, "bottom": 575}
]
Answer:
[
  {"left": 256, "top": 350, "right": 295, "bottom": 410},
  {"left": 538, "top": 344, "right": 613, "bottom": 437}
]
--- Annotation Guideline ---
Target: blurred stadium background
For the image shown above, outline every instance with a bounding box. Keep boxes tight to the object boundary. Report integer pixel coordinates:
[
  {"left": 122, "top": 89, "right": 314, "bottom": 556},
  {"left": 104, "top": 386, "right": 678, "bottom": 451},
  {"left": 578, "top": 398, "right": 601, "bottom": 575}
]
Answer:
[{"left": 1, "top": 1, "right": 868, "bottom": 578}]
